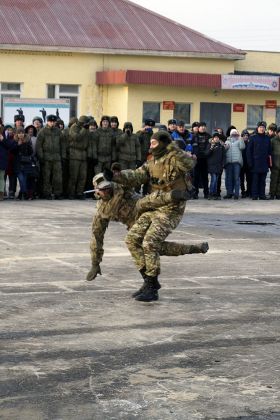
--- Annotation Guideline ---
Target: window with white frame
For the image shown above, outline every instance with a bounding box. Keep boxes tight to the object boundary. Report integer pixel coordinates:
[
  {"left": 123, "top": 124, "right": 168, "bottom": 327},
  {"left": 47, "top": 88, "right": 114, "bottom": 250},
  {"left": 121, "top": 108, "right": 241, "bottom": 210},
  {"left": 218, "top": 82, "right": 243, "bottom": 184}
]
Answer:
[
  {"left": 247, "top": 105, "right": 263, "bottom": 129},
  {"left": 47, "top": 84, "right": 79, "bottom": 118},
  {"left": 0, "top": 83, "right": 21, "bottom": 120}
]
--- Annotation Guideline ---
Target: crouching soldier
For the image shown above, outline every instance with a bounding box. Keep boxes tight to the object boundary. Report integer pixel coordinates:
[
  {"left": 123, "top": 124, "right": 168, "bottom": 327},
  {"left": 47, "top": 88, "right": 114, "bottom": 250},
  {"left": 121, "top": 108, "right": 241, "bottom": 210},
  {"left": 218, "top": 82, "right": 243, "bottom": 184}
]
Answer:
[{"left": 87, "top": 171, "right": 209, "bottom": 301}]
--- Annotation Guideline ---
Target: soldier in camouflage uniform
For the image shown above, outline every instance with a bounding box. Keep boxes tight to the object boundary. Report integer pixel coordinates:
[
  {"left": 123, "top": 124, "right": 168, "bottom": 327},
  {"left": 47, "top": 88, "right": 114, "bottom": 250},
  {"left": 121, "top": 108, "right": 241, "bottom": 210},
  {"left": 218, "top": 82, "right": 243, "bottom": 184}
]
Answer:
[
  {"left": 110, "top": 116, "right": 123, "bottom": 139},
  {"left": 111, "top": 130, "right": 199, "bottom": 301},
  {"left": 87, "top": 173, "right": 208, "bottom": 297},
  {"left": 92, "top": 116, "right": 116, "bottom": 174},
  {"left": 68, "top": 115, "right": 90, "bottom": 199},
  {"left": 61, "top": 117, "right": 78, "bottom": 198},
  {"left": 36, "top": 114, "right": 65, "bottom": 199},
  {"left": 116, "top": 122, "right": 141, "bottom": 170},
  {"left": 136, "top": 118, "right": 155, "bottom": 195}
]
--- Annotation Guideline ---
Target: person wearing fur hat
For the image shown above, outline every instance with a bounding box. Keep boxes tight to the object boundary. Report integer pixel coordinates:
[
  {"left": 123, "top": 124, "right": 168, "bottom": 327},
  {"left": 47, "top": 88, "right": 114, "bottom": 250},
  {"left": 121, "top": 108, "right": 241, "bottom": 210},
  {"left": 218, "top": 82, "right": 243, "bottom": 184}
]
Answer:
[
  {"left": 110, "top": 116, "right": 122, "bottom": 138},
  {"left": 14, "top": 114, "right": 25, "bottom": 129},
  {"left": 115, "top": 122, "right": 141, "bottom": 170},
  {"left": 32, "top": 116, "right": 43, "bottom": 132},
  {"left": 224, "top": 129, "right": 245, "bottom": 199},
  {"left": 108, "top": 130, "right": 196, "bottom": 302},
  {"left": 90, "top": 116, "right": 116, "bottom": 175}
]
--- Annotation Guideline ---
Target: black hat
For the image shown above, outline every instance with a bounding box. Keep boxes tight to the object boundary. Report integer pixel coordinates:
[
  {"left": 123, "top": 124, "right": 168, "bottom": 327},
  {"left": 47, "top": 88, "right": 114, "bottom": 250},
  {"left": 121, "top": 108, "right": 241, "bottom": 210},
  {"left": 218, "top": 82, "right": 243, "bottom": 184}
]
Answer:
[
  {"left": 101, "top": 115, "right": 110, "bottom": 122},
  {"left": 14, "top": 114, "right": 25, "bottom": 122},
  {"left": 241, "top": 129, "right": 250, "bottom": 137},
  {"left": 47, "top": 114, "right": 57, "bottom": 122},
  {"left": 111, "top": 116, "right": 119, "bottom": 124},
  {"left": 25, "top": 124, "right": 37, "bottom": 136},
  {"left": 168, "top": 119, "right": 177, "bottom": 125},
  {"left": 198, "top": 121, "right": 207, "bottom": 127},
  {"left": 177, "top": 120, "right": 186, "bottom": 127},
  {"left": 151, "top": 130, "right": 172, "bottom": 144},
  {"left": 257, "top": 121, "right": 267, "bottom": 128},
  {"left": 123, "top": 122, "right": 133, "bottom": 131},
  {"left": 191, "top": 121, "right": 199, "bottom": 129},
  {"left": 88, "top": 119, "right": 98, "bottom": 127},
  {"left": 212, "top": 131, "right": 220, "bottom": 138},
  {"left": 144, "top": 118, "right": 155, "bottom": 127},
  {"left": 158, "top": 124, "right": 167, "bottom": 131}
]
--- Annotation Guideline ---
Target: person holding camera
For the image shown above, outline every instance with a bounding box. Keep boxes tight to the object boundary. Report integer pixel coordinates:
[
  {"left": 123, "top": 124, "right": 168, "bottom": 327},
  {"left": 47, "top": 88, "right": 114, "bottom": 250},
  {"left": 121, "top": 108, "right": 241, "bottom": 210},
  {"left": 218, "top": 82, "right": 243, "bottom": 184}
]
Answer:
[
  {"left": 68, "top": 115, "right": 90, "bottom": 199},
  {"left": 116, "top": 122, "right": 141, "bottom": 170}
]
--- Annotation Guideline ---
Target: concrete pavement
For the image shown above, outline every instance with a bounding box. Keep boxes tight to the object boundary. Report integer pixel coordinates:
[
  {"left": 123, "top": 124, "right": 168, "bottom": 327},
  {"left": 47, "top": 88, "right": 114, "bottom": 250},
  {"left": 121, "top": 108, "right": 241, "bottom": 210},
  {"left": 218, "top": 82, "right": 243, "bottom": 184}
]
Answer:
[{"left": 0, "top": 197, "right": 280, "bottom": 419}]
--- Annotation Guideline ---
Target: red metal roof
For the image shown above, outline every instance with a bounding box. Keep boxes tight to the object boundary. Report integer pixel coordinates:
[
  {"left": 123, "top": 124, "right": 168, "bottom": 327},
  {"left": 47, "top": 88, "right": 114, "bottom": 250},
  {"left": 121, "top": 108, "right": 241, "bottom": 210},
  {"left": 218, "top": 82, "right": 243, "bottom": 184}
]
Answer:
[
  {"left": 96, "top": 70, "right": 221, "bottom": 88},
  {"left": 0, "top": 0, "right": 244, "bottom": 58}
]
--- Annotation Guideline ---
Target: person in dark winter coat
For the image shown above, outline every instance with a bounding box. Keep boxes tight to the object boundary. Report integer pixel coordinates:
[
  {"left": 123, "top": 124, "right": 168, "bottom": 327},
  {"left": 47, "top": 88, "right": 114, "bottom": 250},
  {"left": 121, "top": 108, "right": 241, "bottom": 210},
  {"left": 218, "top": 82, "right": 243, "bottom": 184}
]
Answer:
[
  {"left": 240, "top": 129, "right": 252, "bottom": 198},
  {"left": 206, "top": 132, "right": 226, "bottom": 199},
  {"left": 116, "top": 122, "right": 141, "bottom": 169},
  {"left": 13, "top": 128, "right": 34, "bottom": 200},
  {"left": 192, "top": 122, "right": 211, "bottom": 198},
  {"left": 269, "top": 127, "right": 280, "bottom": 199},
  {"left": 246, "top": 121, "right": 272, "bottom": 200},
  {"left": 0, "top": 129, "right": 17, "bottom": 200}
]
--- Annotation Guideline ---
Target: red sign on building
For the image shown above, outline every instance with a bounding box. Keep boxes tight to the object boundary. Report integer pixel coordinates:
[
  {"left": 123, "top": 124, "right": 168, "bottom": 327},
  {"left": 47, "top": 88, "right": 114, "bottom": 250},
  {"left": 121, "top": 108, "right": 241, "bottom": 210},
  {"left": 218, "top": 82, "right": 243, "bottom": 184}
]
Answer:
[
  {"left": 265, "top": 100, "right": 277, "bottom": 109},
  {"left": 233, "top": 103, "right": 245, "bottom": 112},
  {"left": 163, "top": 101, "right": 175, "bottom": 110}
]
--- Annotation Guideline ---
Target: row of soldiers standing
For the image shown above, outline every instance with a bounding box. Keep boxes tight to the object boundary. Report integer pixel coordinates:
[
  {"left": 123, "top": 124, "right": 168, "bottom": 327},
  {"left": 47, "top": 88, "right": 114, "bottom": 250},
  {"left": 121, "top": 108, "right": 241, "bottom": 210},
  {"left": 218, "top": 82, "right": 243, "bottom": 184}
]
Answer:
[{"left": 36, "top": 115, "right": 155, "bottom": 199}]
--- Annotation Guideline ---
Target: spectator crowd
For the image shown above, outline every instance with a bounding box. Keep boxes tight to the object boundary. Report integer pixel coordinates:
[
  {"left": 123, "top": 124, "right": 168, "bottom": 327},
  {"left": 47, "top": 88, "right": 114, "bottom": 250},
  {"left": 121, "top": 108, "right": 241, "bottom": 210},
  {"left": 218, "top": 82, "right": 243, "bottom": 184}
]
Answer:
[{"left": 0, "top": 113, "right": 280, "bottom": 202}]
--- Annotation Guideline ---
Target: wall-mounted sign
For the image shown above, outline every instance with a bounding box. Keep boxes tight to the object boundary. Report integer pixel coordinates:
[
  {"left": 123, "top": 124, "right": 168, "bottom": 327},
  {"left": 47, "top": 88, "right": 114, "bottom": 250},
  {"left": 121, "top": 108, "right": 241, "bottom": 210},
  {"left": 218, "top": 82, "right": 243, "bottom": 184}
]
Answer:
[
  {"left": 265, "top": 100, "right": 277, "bottom": 109},
  {"left": 222, "top": 75, "right": 279, "bottom": 91},
  {"left": 3, "top": 98, "right": 70, "bottom": 126},
  {"left": 233, "top": 103, "right": 245, "bottom": 112},
  {"left": 163, "top": 101, "right": 175, "bottom": 110}
]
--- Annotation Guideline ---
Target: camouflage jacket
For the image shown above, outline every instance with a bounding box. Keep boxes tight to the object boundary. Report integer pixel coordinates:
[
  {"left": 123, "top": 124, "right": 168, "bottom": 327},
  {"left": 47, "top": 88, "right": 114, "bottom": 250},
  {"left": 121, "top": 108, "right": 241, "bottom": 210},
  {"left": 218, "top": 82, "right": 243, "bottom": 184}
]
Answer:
[
  {"left": 90, "top": 184, "right": 178, "bottom": 265},
  {"left": 36, "top": 126, "right": 65, "bottom": 162},
  {"left": 116, "top": 133, "right": 141, "bottom": 162},
  {"left": 92, "top": 128, "right": 116, "bottom": 162},
  {"left": 68, "top": 123, "right": 89, "bottom": 161},
  {"left": 112, "top": 143, "right": 195, "bottom": 213}
]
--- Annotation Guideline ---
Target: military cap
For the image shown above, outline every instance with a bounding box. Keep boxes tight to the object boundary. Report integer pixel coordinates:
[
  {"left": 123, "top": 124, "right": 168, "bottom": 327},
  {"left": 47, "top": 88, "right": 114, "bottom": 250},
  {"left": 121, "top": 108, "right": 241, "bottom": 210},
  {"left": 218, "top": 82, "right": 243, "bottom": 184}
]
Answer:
[
  {"left": 257, "top": 121, "right": 267, "bottom": 128},
  {"left": 78, "top": 115, "right": 90, "bottom": 124},
  {"left": 110, "top": 116, "right": 119, "bottom": 123},
  {"left": 151, "top": 130, "right": 172, "bottom": 144},
  {"left": 123, "top": 122, "right": 133, "bottom": 131},
  {"left": 32, "top": 116, "right": 43, "bottom": 125},
  {"left": 88, "top": 119, "right": 98, "bottom": 127},
  {"left": 92, "top": 173, "right": 112, "bottom": 190},
  {"left": 268, "top": 123, "right": 277, "bottom": 131},
  {"left": 177, "top": 120, "right": 186, "bottom": 127},
  {"left": 47, "top": 114, "right": 57, "bottom": 122},
  {"left": 14, "top": 114, "right": 25, "bottom": 122},
  {"left": 168, "top": 119, "right": 177, "bottom": 125},
  {"left": 144, "top": 118, "right": 155, "bottom": 127}
]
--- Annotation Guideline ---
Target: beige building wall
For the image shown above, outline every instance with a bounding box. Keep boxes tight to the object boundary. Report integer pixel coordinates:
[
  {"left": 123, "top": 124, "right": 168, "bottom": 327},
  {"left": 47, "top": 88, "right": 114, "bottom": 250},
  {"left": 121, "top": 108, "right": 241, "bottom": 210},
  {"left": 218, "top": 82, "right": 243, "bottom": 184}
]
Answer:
[{"left": 0, "top": 49, "right": 279, "bottom": 131}]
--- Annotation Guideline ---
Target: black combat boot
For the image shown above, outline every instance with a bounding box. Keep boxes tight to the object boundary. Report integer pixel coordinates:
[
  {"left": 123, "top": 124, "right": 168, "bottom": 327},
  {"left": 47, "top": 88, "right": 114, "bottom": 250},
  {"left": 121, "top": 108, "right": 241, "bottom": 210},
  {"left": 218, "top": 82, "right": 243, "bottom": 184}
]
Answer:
[
  {"left": 135, "top": 275, "right": 159, "bottom": 302},
  {"left": 131, "top": 268, "right": 147, "bottom": 298}
]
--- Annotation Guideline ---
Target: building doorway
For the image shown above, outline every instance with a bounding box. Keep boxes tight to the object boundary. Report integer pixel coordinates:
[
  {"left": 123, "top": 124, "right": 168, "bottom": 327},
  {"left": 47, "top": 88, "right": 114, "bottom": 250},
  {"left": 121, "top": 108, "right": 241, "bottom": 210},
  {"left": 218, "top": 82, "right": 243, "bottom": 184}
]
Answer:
[{"left": 200, "top": 102, "right": 231, "bottom": 135}]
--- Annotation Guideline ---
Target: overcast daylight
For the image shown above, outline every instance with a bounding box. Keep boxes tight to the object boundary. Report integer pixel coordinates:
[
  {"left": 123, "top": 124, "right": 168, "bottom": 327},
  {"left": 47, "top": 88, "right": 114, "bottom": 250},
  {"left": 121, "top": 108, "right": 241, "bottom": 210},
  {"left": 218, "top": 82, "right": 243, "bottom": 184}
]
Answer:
[{"left": 132, "top": 0, "right": 280, "bottom": 51}]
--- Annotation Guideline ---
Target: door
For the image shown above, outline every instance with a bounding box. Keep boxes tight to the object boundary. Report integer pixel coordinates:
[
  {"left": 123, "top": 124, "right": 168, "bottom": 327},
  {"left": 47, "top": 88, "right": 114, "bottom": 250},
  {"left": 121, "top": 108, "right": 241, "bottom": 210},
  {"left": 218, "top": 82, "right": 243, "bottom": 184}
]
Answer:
[{"left": 200, "top": 103, "right": 231, "bottom": 135}]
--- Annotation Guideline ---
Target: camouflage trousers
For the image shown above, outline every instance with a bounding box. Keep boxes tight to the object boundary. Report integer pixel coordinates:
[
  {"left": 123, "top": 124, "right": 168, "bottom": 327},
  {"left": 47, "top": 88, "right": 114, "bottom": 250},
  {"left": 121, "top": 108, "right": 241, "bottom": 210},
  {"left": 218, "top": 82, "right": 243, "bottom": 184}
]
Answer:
[
  {"left": 42, "top": 160, "right": 62, "bottom": 196},
  {"left": 68, "top": 159, "right": 87, "bottom": 196},
  {"left": 270, "top": 167, "right": 280, "bottom": 196},
  {"left": 125, "top": 209, "right": 183, "bottom": 277}
]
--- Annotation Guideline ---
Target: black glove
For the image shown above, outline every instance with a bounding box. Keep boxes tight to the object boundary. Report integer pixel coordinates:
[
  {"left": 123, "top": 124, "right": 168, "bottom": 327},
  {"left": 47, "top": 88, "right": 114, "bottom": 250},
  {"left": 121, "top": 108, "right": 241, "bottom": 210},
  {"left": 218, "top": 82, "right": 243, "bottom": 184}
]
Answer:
[
  {"left": 103, "top": 168, "right": 114, "bottom": 181},
  {"left": 171, "top": 190, "right": 189, "bottom": 201},
  {"left": 136, "top": 160, "right": 142, "bottom": 168}
]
